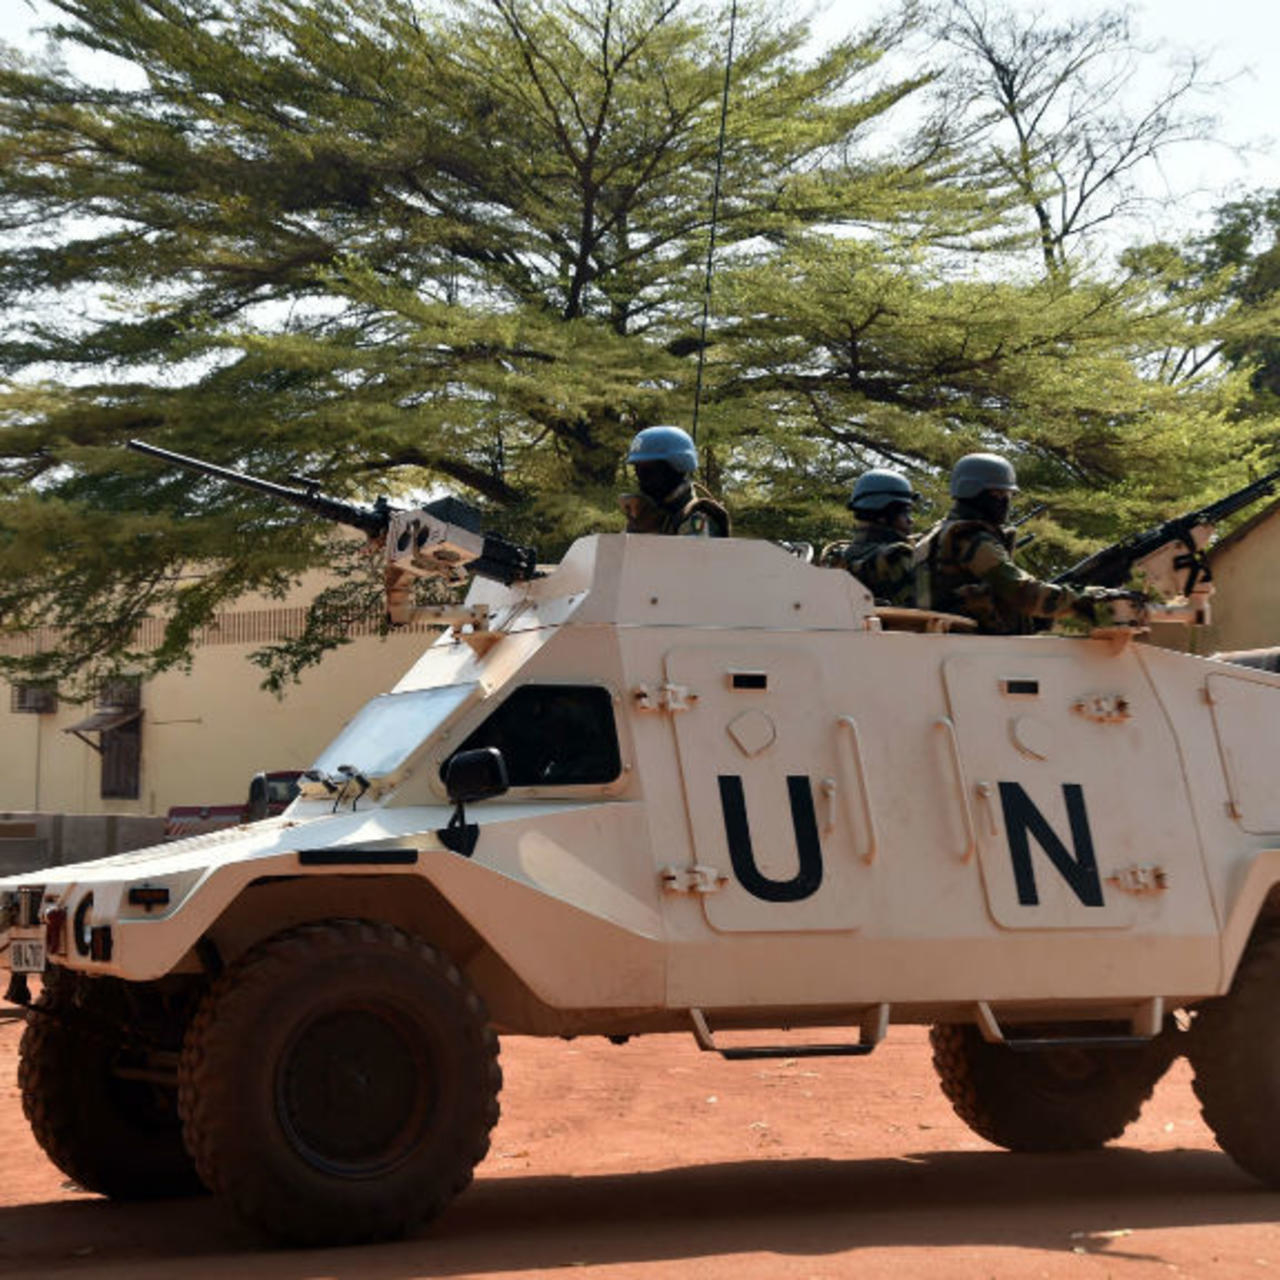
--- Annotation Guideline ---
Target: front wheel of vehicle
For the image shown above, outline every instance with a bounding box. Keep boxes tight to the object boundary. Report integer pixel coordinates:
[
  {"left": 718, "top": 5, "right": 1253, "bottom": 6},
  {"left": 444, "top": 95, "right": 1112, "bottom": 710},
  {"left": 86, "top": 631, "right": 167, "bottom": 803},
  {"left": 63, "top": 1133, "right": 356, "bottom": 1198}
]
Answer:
[{"left": 178, "top": 920, "right": 501, "bottom": 1246}]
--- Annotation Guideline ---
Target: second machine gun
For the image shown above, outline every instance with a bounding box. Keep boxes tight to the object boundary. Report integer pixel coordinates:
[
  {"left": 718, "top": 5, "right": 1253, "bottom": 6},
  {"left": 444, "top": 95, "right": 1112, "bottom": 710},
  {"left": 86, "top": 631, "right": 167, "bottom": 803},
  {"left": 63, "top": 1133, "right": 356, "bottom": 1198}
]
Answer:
[
  {"left": 1052, "top": 466, "right": 1280, "bottom": 627},
  {"left": 127, "top": 439, "right": 539, "bottom": 628}
]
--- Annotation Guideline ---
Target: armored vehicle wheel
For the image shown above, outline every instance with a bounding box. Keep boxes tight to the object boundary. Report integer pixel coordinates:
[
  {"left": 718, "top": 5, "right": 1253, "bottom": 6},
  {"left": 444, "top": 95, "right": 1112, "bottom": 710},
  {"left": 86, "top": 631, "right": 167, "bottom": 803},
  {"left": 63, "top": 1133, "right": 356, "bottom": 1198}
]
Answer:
[
  {"left": 1188, "top": 930, "right": 1280, "bottom": 1186},
  {"left": 20, "top": 970, "right": 204, "bottom": 1199},
  {"left": 930, "top": 1023, "right": 1175, "bottom": 1152},
  {"left": 178, "top": 920, "right": 501, "bottom": 1247}
]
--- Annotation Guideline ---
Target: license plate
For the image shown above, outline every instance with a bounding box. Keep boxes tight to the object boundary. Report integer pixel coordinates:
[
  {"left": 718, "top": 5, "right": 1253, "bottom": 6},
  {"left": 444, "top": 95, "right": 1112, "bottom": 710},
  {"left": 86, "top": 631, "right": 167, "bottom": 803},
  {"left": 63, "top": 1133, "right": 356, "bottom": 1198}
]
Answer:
[{"left": 10, "top": 938, "right": 46, "bottom": 973}]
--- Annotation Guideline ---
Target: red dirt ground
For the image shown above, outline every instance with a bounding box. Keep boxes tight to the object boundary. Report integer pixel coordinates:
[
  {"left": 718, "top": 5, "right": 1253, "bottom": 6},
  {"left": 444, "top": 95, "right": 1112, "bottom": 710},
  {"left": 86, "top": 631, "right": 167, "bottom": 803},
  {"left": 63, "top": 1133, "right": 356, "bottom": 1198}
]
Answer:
[{"left": 1, "top": 1007, "right": 1278, "bottom": 1279}]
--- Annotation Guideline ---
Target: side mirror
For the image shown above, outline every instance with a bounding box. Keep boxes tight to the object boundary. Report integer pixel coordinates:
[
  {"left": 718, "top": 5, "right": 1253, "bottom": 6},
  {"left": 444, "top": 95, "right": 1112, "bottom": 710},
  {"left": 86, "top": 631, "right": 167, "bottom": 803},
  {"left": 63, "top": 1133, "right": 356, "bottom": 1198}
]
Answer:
[
  {"left": 443, "top": 747, "right": 509, "bottom": 804},
  {"left": 244, "top": 772, "right": 269, "bottom": 823}
]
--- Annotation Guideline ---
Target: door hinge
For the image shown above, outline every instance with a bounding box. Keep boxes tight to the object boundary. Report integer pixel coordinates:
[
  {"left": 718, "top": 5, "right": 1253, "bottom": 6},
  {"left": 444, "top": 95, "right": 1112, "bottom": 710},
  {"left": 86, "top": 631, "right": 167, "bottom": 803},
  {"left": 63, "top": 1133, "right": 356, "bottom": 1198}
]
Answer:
[
  {"left": 1073, "top": 693, "right": 1132, "bottom": 724},
  {"left": 660, "top": 864, "right": 727, "bottom": 894},
  {"left": 1105, "top": 863, "right": 1169, "bottom": 895},
  {"left": 634, "top": 683, "right": 696, "bottom": 713}
]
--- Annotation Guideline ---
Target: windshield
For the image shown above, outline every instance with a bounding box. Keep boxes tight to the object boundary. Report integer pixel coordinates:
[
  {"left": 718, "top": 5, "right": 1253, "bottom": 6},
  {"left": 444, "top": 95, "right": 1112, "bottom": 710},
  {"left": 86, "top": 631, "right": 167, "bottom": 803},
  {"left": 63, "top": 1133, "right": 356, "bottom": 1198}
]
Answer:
[{"left": 310, "top": 684, "right": 477, "bottom": 779}]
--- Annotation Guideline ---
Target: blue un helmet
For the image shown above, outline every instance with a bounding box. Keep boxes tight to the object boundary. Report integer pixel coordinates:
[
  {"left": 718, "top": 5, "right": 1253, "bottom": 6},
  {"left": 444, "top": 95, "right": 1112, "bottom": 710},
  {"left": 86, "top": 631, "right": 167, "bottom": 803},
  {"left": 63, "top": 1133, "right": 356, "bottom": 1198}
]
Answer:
[
  {"left": 626, "top": 425, "right": 698, "bottom": 477},
  {"left": 848, "top": 469, "right": 919, "bottom": 513},
  {"left": 950, "top": 452, "right": 1019, "bottom": 500}
]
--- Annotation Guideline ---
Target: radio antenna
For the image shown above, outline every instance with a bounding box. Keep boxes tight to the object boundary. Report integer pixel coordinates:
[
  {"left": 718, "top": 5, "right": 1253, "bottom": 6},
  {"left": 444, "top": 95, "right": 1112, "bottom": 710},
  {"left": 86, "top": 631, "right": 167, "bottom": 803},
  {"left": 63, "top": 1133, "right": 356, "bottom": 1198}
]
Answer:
[{"left": 690, "top": 0, "right": 738, "bottom": 446}]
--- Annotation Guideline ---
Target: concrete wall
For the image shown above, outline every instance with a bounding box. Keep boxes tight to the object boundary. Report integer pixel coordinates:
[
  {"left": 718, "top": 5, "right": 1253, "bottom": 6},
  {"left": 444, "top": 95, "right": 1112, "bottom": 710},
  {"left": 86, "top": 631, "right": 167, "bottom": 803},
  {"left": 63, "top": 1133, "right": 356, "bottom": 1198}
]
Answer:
[
  {"left": 0, "top": 812, "right": 168, "bottom": 875},
  {"left": 1204, "top": 504, "right": 1280, "bottom": 654},
  {"left": 1120, "top": 504, "right": 1280, "bottom": 658}
]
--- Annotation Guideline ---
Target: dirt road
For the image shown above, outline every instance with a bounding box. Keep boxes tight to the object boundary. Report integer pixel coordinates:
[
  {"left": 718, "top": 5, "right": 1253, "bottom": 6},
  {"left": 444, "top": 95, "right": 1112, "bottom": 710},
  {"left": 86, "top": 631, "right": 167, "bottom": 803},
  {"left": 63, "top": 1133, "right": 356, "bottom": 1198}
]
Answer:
[{"left": 1, "top": 1008, "right": 1278, "bottom": 1279}]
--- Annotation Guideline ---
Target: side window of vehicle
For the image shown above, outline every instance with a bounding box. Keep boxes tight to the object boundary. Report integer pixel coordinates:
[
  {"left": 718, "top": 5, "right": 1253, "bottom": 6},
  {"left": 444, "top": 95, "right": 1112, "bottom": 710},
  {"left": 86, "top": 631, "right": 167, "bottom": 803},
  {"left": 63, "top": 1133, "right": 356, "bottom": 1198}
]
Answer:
[{"left": 445, "top": 685, "right": 621, "bottom": 787}]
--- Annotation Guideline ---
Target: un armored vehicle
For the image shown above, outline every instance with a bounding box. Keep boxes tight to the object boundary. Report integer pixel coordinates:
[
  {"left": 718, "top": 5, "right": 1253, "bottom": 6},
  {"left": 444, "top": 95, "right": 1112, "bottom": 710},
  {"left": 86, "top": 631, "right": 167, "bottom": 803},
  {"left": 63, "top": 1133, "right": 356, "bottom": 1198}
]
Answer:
[{"left": 5, "top": 512, "right": 1280, "bottom": 1245}]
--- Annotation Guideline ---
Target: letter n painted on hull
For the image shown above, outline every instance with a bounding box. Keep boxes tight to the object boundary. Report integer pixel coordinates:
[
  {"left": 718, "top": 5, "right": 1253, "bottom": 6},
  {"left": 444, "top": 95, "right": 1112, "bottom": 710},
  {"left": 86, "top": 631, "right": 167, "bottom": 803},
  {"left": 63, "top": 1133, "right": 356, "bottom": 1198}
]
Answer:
[{"left": 998, "top": 781, "right": 1104, "bottom": 908}]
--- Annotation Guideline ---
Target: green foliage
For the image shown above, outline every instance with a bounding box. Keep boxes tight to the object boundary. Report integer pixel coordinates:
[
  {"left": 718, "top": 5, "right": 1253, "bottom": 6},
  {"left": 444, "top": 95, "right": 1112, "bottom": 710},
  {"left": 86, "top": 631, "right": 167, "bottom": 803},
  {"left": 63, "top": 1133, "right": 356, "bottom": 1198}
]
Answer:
[
  {"left": 1184, "top": 191, "right": 1280, "bottom": 412},
  {"left": 0, "top": 0, "right": 948, "bottom": 690},
  {"left": 0, "top": 0, "right": 1275, "bottom": 692},
  {"left": 711, "top": 229, "right": 1275, "bottom": 566}
]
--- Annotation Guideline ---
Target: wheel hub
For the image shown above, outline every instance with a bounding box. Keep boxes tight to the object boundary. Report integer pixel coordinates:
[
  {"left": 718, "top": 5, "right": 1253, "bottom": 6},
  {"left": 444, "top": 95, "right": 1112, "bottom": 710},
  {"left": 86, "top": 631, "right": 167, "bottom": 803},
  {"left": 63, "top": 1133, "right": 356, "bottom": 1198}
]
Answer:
[{"left": 277, "top": 1005, "right": 434, "bottom": 1176}]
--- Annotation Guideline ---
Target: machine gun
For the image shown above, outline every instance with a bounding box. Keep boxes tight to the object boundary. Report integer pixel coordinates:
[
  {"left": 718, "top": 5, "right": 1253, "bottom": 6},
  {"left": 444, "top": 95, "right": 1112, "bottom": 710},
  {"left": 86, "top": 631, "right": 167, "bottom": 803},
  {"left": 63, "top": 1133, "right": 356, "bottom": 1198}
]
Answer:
[
  {"left": 1052, "top": 467, "right": 1280, "bottom": 626},
  {"left": 127, "top": 440, "right": 538, "bottom": 625},
  {"left": 1012, "top": 503, "right": 1046, "bottom": 551}
]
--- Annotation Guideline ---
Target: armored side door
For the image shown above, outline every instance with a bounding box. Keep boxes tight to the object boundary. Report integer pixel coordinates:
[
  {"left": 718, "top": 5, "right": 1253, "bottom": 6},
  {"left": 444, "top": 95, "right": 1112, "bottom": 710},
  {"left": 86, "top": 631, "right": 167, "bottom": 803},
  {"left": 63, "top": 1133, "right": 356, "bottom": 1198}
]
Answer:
[
  {"left": 940, "top": 648, "right": 1215, "bottom": 937},
  {"left": 664, "top": 645, "right": 870, "bottom": 932}
]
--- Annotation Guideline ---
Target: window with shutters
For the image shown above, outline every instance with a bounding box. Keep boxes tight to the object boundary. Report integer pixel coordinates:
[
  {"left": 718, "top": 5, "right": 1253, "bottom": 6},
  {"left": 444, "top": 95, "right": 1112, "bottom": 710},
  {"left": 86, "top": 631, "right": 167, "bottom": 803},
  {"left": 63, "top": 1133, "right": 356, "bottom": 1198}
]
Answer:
[
  {"left": 11, "top": 682, "right": 57, "bottom": 714},
  {"left": 99, "top": 676, "right": 141, "bottom": 711},
  {"left": 98, "top": 676, "right": 142, "bottom": 799},
  {"left": 100, "top": 715, "right": 142, "bottom": 799}
]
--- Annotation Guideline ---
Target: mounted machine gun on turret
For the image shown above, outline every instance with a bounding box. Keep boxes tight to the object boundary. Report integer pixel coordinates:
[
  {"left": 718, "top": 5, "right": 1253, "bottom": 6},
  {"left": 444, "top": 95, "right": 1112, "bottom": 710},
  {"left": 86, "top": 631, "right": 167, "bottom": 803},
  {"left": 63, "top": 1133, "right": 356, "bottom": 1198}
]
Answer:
[
  {"left": 1052, "top": 467, "right": 1280, "bottom": 626},
  {"left": 126, "top": 439, "right": 538, "bottom": 630}
]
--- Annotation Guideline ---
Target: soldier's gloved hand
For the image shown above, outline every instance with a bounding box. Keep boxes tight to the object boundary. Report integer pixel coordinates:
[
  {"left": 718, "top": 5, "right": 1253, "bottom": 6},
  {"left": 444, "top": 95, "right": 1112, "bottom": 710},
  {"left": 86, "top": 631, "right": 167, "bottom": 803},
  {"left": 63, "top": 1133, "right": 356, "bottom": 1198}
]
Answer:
[{"left": 1079, "top": 586, "right": 1148, "bottom": 628}]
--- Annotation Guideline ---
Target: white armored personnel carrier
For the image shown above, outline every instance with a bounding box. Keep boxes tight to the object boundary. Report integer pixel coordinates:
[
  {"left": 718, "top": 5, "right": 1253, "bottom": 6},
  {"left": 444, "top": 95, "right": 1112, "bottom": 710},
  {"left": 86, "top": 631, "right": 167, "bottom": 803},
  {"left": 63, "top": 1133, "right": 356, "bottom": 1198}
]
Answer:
[{"left": 4, "top": 529, "right": 1280, "bottom": 1246}]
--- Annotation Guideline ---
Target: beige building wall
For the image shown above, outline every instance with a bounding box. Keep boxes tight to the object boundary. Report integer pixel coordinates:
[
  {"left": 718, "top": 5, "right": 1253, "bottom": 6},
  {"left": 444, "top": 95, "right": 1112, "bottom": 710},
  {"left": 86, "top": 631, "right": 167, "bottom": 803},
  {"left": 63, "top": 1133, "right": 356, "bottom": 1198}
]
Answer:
[
  {"left": 0, "top": 573, "right": 441, "bottom": 816},
  {"left": 1204, "top": 501, "right": 1280, "bottom": 654}
]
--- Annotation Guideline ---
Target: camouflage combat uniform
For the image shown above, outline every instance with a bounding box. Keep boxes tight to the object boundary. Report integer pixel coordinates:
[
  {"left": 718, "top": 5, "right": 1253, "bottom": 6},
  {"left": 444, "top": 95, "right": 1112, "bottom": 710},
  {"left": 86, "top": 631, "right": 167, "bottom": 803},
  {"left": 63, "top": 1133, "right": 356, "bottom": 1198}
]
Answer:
[
  {"left": 823, "top": 522, "right": 916, "bottom": 606},
  {"left": 621, "top": 481, "right": 730, "bottom": 538},
  {"left": 915, "top": 501, "right": 1091, "bottom": 634}
]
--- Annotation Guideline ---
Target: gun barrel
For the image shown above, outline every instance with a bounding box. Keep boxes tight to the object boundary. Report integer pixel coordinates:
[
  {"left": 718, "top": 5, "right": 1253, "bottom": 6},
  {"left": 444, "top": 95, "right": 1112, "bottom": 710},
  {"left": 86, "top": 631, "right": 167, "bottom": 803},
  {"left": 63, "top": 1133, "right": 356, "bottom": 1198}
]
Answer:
[
  {"left": 1195, "top": 466, "right": 1280, "bottom": 525},
  {"left": 1054, "top": 465, "right": 1280, "bottom": 590},
  {"left": 128, "top": 438, "right": 540, "bottom": 585},
  {"left": 126, "top": 438, "right": 387, "bottom": 536}
]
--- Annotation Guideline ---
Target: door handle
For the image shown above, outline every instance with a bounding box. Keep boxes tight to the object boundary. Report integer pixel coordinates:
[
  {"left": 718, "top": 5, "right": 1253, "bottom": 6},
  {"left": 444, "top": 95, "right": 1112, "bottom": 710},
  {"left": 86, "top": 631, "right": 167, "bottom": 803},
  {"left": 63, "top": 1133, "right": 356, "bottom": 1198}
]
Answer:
[
  {"left": 836, "top": 715, "right": 878, "bottom": 864},
  {"left": 935, "top": 717, "right": 977, "bottom": 864}
]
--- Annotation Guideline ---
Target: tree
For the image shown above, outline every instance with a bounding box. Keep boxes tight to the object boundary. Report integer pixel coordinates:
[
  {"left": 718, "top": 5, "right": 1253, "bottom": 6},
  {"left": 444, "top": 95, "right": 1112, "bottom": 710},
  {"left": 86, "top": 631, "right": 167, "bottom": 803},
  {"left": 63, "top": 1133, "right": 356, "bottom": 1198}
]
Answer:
[
  {"left": 930, "top": 0, "right": 1218, "bottom": 275},
  {"left": 0, "top": 0, "right": 1271, "bottom": 696},
  {"left": 0, "top": 0, "right": 940, "bottom": 690},
  {"left": 1187, "top": 191, "right": 1280, "bottom": 412},
  {"left": 1111, "top": 187, "right": 1280, "bottom": 450},
  {"left": 688, "top": 2, "right": 1274, "bottom": 565},
  {"left": 710, "top": 230, "right": 1270, "bottom": 570}
]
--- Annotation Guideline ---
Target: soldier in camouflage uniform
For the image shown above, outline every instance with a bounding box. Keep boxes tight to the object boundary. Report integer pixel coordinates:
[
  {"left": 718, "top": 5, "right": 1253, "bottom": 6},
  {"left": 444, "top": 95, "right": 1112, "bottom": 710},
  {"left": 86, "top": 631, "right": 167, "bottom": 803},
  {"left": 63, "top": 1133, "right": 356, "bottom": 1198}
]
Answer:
[
  {"left": 620, "top": 426, "right": 730, "bottom": 538},
  {"left": 821, "top": 469, "right": 919, "bottom": 605},
  {"left": 916, "top": 453, "right": 1139, "bottom": 634}
]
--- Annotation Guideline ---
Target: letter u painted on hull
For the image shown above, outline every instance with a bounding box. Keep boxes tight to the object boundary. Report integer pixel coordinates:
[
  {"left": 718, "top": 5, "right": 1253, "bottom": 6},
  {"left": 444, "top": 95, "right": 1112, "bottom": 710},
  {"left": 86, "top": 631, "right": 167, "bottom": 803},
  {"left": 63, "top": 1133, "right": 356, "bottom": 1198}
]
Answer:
[{"left": 717, "top": 774, "right": 824, "bottom": 903}]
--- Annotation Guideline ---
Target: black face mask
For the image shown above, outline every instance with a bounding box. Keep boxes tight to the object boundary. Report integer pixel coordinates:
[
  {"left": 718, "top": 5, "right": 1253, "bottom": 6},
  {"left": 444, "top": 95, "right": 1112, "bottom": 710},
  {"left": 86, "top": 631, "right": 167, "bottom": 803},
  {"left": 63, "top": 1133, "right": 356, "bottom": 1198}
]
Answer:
[
  {"left": 634, "top": 460, "right": 686, "bottom": 502},
  {"left": 860, "top": 502, "right": 913, "bottom": 534},
  {"left": 972, "top": 489, "right": 1012, "bottom": 525}
]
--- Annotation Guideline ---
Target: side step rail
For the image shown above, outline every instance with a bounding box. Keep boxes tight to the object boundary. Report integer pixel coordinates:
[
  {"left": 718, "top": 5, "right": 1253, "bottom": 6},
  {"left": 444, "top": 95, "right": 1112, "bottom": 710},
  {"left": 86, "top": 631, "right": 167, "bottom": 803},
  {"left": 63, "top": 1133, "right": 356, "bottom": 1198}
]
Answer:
[
  {"left": 689, "top": 1004, "right": 889, "bottom": 1061},
  {"left": 976, "top": 998, "right": 1164, "bottom": 1052}
]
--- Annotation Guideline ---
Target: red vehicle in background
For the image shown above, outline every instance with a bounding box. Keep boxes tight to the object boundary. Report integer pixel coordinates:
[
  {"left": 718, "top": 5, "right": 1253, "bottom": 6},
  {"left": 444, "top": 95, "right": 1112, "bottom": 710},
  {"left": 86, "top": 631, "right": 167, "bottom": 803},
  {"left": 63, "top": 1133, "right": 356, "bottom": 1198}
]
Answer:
[{"left": 163, "top": 770, "right": 302, "bottom": 841}]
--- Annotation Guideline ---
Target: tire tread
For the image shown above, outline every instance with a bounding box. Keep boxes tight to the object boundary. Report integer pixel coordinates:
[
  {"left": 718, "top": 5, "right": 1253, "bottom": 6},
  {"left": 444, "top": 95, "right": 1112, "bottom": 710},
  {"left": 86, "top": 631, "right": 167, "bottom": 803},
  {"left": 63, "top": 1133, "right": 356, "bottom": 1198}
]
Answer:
[
  {"left": 178, "top": 919, "right": 500, "bottom": 1245},
  {"left": 930, "top": 1021, "right": 1172, "bottom": 1152},
  {"left": 1188, "top": 929, "right": 1280, "bottom": 1186}
]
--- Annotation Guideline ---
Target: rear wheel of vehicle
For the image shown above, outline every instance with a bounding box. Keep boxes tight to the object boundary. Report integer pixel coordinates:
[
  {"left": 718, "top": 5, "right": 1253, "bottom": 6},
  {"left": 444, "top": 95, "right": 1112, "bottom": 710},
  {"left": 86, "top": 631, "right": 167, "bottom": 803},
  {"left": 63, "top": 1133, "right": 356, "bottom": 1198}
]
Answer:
[
  {"left": 1188, "top": 929, "right": 1280, "bottom": 1186},
  {"left": 20, "top": 970, "right": 204, "bottom": 1198},
  {"left": 930, "top": 1022, "right": 1176, "bottom": 1152},
  {"left": 178, "top": 920, "right": 501, "bottom": 1246}
]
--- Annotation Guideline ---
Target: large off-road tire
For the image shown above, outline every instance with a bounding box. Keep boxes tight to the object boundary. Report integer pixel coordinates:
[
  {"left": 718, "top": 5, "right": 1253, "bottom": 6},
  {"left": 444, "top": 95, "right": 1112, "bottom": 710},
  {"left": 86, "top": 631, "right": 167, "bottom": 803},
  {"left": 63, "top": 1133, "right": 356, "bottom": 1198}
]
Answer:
[
  {"left": 930, "top": 1022, "right": 1176, "bottom": 1152},
  {"left": 19, "top": 970, "right": 204, "bottom": 1198},
  {"left": 1187, "top": 930, "right": 1280, "bottom": 1186},
  {"left": 178, "top": 920, "right": 501, "bottom": 1247}
]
